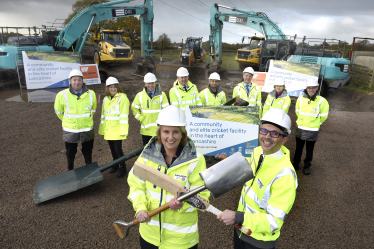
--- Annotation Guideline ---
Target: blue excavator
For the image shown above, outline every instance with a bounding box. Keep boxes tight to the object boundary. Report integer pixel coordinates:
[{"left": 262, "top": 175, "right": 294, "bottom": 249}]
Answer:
[
  {"left": 209, "top": 3, "right": 351, "bottom": 94},
  {"left": 0, "top": 0, "right": 155, "bottom": 75}
]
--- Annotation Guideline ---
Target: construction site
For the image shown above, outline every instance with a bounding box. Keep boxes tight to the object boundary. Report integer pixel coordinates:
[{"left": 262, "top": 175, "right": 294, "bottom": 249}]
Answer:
[{"left": 1, "top": 0, "right": 374, "bottom": 248}]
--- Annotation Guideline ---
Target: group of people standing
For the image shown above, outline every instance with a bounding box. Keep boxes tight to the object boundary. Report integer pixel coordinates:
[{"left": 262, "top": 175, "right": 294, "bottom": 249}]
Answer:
[{"left": 54, "top": 65, "right": 329, "bottom": 248}]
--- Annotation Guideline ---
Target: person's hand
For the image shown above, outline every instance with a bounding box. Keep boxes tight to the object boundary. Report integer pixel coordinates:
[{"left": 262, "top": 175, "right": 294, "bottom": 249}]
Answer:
[
  {"left": 217, "top": 210, "right": 236, "bottom": 225},
  {"left": 235, "top": 98, "right": 243, "bottom": 105},
  {"left": 136, "top": 210, "right": 150, "bottom": 223},
  {"left": 169, "top": 196, "right": 183, "bottom": 210},
  {"left": 215, "top": 153, "right": 228, "bottom": 160}
]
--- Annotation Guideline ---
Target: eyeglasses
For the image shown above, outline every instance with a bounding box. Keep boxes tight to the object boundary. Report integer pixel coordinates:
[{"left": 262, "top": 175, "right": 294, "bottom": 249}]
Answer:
[{"left": 259, "top": 128, "right": 285, "bottom": 138}]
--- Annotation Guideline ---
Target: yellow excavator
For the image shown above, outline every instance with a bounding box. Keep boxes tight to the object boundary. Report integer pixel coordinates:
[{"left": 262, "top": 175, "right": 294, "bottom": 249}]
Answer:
[
  {"left": 179, "top": 37, "right": 206, "bottom": 66},
  {"left": 235, "top": 36, "right": 265, "bottom": 70},
  {"left": 93, "top": 29, "right": 133, "bottom": 66}
]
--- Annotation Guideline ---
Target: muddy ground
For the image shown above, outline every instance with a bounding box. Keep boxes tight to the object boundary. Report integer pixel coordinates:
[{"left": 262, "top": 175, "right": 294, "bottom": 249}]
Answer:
[{"left": 1, "top": 47, "right": 374, "bottom": 248}]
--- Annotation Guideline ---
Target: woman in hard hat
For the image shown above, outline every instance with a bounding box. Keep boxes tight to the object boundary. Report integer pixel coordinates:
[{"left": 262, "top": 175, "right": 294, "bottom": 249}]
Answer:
[
  {"left": 131, "top": 72, "right": 169, "bottom": 146},
  {"left": 98, "top": 77, "right": 130, "bottom": 178},
  {"left": 127, "top": 105, "right": 210, "bottom": 249},
  {"left": 262, "top": 79, "right": 291, "bottom": 116}
]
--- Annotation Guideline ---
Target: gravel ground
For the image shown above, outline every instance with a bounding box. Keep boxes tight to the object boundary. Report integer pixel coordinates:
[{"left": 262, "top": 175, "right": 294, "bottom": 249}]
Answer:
[{"left": 1, "top": 81, "right": 374, "bottom": 248}]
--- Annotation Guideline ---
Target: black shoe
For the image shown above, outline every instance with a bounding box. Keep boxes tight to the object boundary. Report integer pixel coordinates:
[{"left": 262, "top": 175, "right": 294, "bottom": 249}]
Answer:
[
  {"left": 303, "top": 167, "right": 310, "bottom": 175},
  {"left": 83, "top": 154, "right": 92, "bottom": 165},
  {"left": 66, "top": 156, "right": 75, "bottom": 171},
  {"left": 293, "top": 163, "right": 299, "bottom": 171},
  {"left": 117, "top": 165, "right": 127, "bottom": 178},
  {"left": 109, "top": 165, "right": 119, "bottom": 174}
]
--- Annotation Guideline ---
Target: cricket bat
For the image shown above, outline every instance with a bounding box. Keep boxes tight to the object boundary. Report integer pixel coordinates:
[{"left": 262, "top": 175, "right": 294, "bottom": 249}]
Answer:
[{"left": 133, "top": 161, "right": 251, "bottom": 235}]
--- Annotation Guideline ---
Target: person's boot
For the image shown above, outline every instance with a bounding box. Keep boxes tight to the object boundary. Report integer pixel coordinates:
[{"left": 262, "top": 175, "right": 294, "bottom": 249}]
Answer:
[
  {"left": 66, "top": 156, "right": 75, "bottom": 171},
  {"left": 109, "top": 164, "right": 119, "bottom": 174},
  {"left": 303, "top": 167, "right": 310, "bottom": 175},
  {"left": 83, "top": 154, "right": 92, "bottom": 165},
  {"left": 117, "top": 163, "right": 127, "bottom": 178}
]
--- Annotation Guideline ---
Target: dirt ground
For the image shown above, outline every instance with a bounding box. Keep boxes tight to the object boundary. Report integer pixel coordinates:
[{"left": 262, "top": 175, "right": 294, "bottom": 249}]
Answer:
[{"left": 1, "top": 48, "right": 374, "bottom": 248}]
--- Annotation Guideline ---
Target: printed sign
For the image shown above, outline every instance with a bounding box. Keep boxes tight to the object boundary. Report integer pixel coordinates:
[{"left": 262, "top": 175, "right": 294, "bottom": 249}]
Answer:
[
  {"left": 186, "top": 105, "right": 260, "bottom": 157},
  {"left": 263, "top": 60, "right": 321, "bottom": 96},
  {"left": 225, "top": 16, "right": 248, "bottom": 25},
  {"left": 112, "top": 9, "right": 136, "bottom": 17},
  {"left": 252, "top": 72, "right": 267, "bottom": 87},
  {"left": 22, "top": 51, "right": 101, "bottom": 89}
]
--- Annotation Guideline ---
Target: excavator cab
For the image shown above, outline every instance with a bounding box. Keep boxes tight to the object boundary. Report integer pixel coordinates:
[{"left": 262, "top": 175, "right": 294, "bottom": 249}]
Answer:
[
  {"left": 179, "top": 37, "right": 206, "bottom": 66},
  {"left": 258, "top": 40, "right": 296, "bottom": 71}
]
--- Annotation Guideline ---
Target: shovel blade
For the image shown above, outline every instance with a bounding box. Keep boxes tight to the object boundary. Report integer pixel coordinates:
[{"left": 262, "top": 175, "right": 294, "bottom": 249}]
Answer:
[{"left": 34, "top": 162, "right": 103, "bottom": 204}]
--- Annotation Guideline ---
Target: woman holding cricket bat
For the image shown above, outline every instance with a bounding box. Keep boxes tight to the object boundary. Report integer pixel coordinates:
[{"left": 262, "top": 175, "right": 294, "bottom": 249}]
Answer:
[{"left": 127, "top": 105, "right": 210, "bottom": 249}]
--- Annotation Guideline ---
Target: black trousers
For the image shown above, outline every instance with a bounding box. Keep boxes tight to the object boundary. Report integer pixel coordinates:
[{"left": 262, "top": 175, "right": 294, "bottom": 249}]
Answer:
[
  {"left": 234, "top": 229, "right": 275, "bottom": 249},
  {"left": 142, "top": 135, "right": 153, "bottom": 146},
  {"left": 107, "top": 140, "right": 124, "bottom": 162},
  {"left": 293, "top": 137, "right": 316, "bottom": 168},
  {"left": 140, "top": 235, "right": 198, "bottom": 249},
  {"left": 65, "top": 139, "right": 94, "bottom": 157}
]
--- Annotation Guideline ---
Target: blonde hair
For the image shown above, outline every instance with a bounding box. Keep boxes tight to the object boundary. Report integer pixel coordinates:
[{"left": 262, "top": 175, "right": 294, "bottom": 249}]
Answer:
[
  {"left": 156, "top": 126, "right": 188, "bottom": 147},
  {"left": 106, "top": 84, "right": 123, "bottom": 97},
  {"left": 274, "top": 85, "right": 286, "bottom": 91}
]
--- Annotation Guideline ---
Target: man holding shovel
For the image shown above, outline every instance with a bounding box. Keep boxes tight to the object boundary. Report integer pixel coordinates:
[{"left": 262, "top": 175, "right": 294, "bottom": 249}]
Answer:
[{"left": 217, "top": 108, "right": 298, "bottom": 249}]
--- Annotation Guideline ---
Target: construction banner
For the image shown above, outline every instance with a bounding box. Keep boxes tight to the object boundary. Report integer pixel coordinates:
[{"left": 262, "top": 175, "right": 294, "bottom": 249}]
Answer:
[
  {"left": 263, "top": 60, "right": 321, "bottom": 96},
  {"left": 22, "top": 51, "right": 101, "bottom": 89},
  {"left": 185, "top": 105, "right": 260, "bottom": 157}
]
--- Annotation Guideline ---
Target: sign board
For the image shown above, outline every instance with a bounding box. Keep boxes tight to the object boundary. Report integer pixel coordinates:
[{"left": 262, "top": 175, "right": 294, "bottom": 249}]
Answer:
[
  {"left": 22, "top": 51, "right": 101, "bottom": 89},
  {"left": 263, "top": 60, "right": 321, "bottom": 96},
  {"left": 186, "top": 105, "right": 260, "bottom": 157},
  {"left": 252, "top": 72, "right": 267, "bottom": 87}
]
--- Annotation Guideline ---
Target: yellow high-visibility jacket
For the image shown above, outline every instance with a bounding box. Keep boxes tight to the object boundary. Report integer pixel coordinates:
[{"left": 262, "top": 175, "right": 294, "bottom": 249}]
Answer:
[
  {"left": 263, "top": 90, "right": 291, "bottom": 115},
  {"left": 131, "top": 85, "right": 169, "bottom": 136},
  {"left": 237, "top": 146, "right": 297, "bottom": 246},
  {"left": 127, "top": 137, "right": 210, "bottom": 249},
  {"left": 54, "top": 85, "right": 97, "bottom": 143},
  {"left": 169, "top": 80, "right": 202, "bottom": 113},
  {"left": 232, "top": 82, "right": 262, "bottom": 107},
  {"left": 295, "top": 94, "right": 329, "bottom": 132},
  {"left": 199, "top": 86, "right": 227, "bottom": 106},
  {"left": 98, "top": 93, "right": 129, "bottom": 140}
]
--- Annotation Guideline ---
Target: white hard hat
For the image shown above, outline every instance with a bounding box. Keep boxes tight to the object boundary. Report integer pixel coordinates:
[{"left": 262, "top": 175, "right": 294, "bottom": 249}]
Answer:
[
  {"left": 209, "top": 72, "right": 220, "bottom": 80},
  {"left": 106, "top": 76, "right": 119, "bottom": 86},
  {"left": 144, "top": 72, "right": 157, "bottom": 83},
  {"left": 261, "top": 108, "right": 291, "bottom": 136},
  {"left": 243, "top": 67, "right": 255, "bottom": 75},
  {"left": 306, "top": 78, "right": 319, "bottom": 87},
  {"left": 69, "top": 69, "right": 83, "bottom": 79},
  {"left": 176, "top": 67, "right": 189, "bottom": 77},
  {"left": 274, "top": 78, "right": 285, "bottom": 86},
  {"left": 156, "top": 105, "right": 187, "bottom": 126}
]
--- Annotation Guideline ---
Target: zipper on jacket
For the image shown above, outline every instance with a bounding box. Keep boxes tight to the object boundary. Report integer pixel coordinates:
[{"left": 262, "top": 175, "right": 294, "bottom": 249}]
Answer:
[
  {"left": 147, "top": 99, "right": 149, "bottom": 109},
  {"left": 158, "top": 166, "right": 167, "bottom": 243},
  {"left": 271, "top": 99, "right": 274, "bottom": 107}
]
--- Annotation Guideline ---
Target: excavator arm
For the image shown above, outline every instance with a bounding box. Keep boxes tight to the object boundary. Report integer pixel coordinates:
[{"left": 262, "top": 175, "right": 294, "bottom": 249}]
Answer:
[
  {"left": 56, "top": 0, "right": 154, "bottom": 58},
  {"left": 209, "top": 3, "right": 285, "bottom": 64}
]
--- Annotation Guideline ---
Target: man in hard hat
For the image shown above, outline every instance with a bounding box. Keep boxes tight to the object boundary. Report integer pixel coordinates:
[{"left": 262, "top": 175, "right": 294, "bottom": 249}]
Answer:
[
  {"left": 199, "top": 72, "right": 227, "bottom": 106},
  {"left": 169, "top": 67, "right": 202, "bottom": 113},
  {"left": 131, "top": 72, "right": 169, "bottom": 146},
  {"left": 54, "top": 69, "right": 97, "bottom": 171},
  {"left": 233, "top": 67, "right": 262, "bottom": 109},
  {"left": 293, "top": 79, "right": 329, "bottom": 175},
  {"left": 217, "top": 108, "right": 297, "bottom": 249}
]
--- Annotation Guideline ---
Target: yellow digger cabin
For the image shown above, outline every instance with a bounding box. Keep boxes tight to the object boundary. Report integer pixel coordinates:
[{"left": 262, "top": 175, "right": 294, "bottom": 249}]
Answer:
[
  {"left": 179, "top": 37, "right": 206, "bottom": 66},
  {"left": 93, "top": 29, "right": 133, "bottom": 66},
  {"left": 235, "top": 36, "right": 265, "bottom": 70}
]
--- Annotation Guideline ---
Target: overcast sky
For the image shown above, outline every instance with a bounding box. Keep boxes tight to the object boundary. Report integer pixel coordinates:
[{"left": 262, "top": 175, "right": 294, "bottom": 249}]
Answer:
[{"left": 1, "top": 0, "right": 373, "bottom": 46}]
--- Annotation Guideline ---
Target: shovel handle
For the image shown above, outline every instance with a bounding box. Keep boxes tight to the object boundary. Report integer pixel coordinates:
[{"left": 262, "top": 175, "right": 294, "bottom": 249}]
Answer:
[
  {"left": 135, "top": 203, "right": 171, "bottom": 225},
  {"left": 113, "top": 223, "right": 125, "bottom": 239}
]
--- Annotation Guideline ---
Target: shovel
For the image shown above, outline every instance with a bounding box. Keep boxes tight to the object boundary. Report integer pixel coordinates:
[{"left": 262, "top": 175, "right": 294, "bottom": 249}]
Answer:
[{"left": 33, "top": 146, "right": 144, "bottom": 204}]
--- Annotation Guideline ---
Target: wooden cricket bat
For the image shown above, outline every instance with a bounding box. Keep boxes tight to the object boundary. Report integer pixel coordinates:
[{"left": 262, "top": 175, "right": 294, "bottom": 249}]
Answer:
[{"left": 133, "top": 161, "right": 251, "bottom": 235}]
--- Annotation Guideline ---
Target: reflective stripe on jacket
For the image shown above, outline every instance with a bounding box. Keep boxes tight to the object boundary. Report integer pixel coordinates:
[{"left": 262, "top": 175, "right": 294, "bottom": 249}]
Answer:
[
  {"left": 131, "top": 85, "right": 169, "bottom": 136},
  {"left": 238, "top": 146, "right": 297, "bottom": 243},
  {"left": 98, "top": 93, "right": 129, "bottom": 140},
  {"left": 54, "top": 87, "right": 96, "bottom": 134},
  {"left": 263, "top": 90, "right": 291, "bottom": 115},
  {"left": 199, "top": 88, "right": 226, "bottom": 106},
  {"left": 169, "top": 80, "right": 202, "bottom": 113},
  {"left": 295, "top": 94, "right": 329, "bottom": 132},
  {"left": 232, "top": 82, "right": 262, "bottom": 107},
  {"left": 127, "top": 137, "right": 210, "bottom": 249}
]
